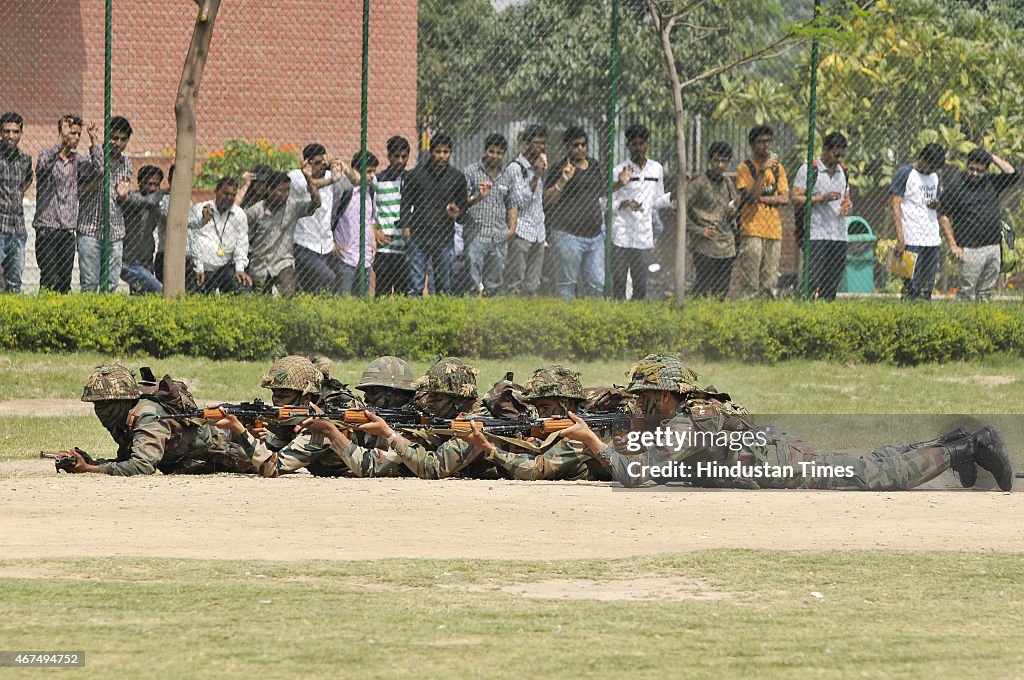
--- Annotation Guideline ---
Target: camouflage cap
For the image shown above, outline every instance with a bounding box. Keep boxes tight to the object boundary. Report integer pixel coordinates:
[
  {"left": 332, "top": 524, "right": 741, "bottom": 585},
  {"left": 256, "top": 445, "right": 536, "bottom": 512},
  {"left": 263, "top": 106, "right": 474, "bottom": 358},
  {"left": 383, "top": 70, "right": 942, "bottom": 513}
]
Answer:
[
  {"left": 357, "top": 356, "right": 415, "bottom": 391},
  {"left": 523, "top": 365, "right": 584, "bottom": 402},
  {"left": 260, "top": 355, "right": 322, "bottom": 395},
  {"left": 412, "top": 356, "right": 478, "bottom": 398},
  {"left": 81, "top": 364, "right": 141, "bottom": 402},
  {"left": 625, "top": 354, "right": 700, "bottom": 395}
]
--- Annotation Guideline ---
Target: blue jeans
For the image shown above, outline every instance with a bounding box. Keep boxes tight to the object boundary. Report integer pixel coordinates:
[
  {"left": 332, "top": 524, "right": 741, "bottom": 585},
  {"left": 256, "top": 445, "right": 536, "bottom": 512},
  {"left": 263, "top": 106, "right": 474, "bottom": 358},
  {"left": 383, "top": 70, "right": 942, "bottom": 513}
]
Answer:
[
  {"left": 550, "top": 230, "right": 604, "bottom": 300},
  {"left": 903, "top": 245, "right": 941, "bottom": 300},
  {"left": 121, "top": 262, "right": 163, "bottom": 294},
  {"left": 465, "top": 237, "right": 507, "bottom": 296},
  {"left": 77, "top": 234, "right": 123, "bottom": 292},
  {"left": 406, "top": 237, "right": 453, "bottom": 295},
  {"left": 0, "top": 231, "right": 27, "bottom": 293}
]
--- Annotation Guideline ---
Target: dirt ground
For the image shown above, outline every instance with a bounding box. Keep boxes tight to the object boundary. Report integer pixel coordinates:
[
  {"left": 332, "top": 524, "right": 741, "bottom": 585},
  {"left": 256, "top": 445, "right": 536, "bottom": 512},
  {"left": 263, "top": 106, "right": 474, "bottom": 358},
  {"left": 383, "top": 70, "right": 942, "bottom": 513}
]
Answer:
[{"left": 3, "top": 463, "right": 1021, "bottom": 561}]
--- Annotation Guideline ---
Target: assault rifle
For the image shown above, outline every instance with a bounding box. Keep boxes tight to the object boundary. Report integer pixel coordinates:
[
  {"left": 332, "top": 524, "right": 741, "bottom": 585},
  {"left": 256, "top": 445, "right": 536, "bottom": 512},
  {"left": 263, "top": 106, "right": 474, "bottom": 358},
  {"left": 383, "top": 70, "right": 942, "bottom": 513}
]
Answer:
[
  {"left": 40, "top": 448, "right": 94, "bottom": 473},
  {"left": 442, "top": 411, "right": 636, "bottom": 438},
  {"left": 159, "top": 401, "right": 437, "bottom": 430}
]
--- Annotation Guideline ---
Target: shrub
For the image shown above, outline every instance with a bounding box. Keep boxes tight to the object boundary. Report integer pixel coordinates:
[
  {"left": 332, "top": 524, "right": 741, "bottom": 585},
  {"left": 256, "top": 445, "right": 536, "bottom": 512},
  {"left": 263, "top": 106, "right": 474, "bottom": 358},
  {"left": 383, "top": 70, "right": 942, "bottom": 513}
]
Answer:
[
  {"left": 194, "top": 138, "right": 299, "bottom": 189},
  {"left": 1, "top": 293, "right": 1022, "bottom": 365}
]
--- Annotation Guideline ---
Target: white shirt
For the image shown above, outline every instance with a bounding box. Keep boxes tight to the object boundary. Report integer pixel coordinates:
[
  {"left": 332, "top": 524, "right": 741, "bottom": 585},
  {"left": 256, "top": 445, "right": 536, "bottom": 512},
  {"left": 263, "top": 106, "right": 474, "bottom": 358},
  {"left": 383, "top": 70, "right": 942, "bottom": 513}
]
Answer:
[
  {"left": 611, "top": 158, "right": 671, "bottom": 250},
  {"left": 503, "top": 155, "right": 545, "bottom": 243},
  {"left": 188, "top": 201, "right": 249, "bottom": 273},
  {"left": 290, "top": 169, "right": 335, "bottom": 254},
  {"left": 891, "top": 164, "right": 941, "bottom": 247},
  {"left": 793, "top": 159, "right": 848, "bottom": 242}
]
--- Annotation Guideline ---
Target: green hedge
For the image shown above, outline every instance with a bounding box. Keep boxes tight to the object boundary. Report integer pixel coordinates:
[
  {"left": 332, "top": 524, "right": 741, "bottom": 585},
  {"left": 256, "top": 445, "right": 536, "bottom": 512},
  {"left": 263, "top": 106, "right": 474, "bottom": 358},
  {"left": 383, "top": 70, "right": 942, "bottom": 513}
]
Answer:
[{"left": 1, "top": 293, "right": 1022, "bottom": 365}]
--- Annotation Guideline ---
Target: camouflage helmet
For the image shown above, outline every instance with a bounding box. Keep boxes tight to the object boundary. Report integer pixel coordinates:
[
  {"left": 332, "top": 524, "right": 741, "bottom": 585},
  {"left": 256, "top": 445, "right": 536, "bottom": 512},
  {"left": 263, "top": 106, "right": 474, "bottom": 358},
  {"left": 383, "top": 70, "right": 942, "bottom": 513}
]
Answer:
[
  {"left": 260, "top": 355, "right": 322, "bottom": 395},
  {"left": 523, "top": 365, "right": 585, "bottom": 402},
  {"left": 81, "top": 364, "right": 141, "bottom": 402},
  {"left": 625, "top": 354, "right": 700, "bottom": 395},
  {"left": 357, "top": 356, "right": 415, "bottom": 392},
  {"left": 412, "top": 356, "right": 478, "bottom": 398}
]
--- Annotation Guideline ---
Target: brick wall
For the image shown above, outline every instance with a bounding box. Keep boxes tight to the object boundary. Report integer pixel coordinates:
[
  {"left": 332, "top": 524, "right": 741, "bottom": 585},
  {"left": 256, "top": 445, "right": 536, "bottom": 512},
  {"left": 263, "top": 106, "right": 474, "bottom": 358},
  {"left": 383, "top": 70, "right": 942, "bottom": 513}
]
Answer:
[{"left": 4, "top": 1, "right": 418, "bottom": 185}]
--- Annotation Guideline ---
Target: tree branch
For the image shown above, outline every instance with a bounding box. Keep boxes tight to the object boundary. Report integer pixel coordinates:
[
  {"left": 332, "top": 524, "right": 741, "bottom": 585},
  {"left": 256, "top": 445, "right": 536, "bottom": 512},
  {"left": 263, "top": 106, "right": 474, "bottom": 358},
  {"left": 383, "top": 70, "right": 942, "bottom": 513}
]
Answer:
[{"left": 677, "top": 34, "right": 808, "bottom": 90}]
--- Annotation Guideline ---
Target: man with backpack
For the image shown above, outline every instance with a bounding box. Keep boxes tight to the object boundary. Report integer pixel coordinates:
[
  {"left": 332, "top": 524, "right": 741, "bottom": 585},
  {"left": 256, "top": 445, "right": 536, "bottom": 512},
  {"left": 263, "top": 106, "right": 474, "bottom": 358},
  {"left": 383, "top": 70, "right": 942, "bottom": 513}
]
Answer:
[
  {"left": 791, "top": 131, "right": 852, "bottom": 300},
  {"left": 735, "top": 125, "right": 789, "bottom": 299},
  {"left": 57, "top": 364, "right": 256, "bottom": 476}
]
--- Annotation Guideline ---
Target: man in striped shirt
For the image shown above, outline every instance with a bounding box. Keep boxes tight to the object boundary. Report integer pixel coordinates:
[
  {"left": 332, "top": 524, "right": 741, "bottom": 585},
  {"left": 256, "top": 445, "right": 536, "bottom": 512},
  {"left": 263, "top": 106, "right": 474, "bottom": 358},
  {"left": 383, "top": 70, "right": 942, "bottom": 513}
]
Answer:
[
  {"left": 373, "top": 136, "right": 410, "bottom": 296},
  {"left": 0, "top": 112, "right": 33, "bottom": 293},
  {"left": 77, "top": 115, "right": 134, "bottom": 293}
]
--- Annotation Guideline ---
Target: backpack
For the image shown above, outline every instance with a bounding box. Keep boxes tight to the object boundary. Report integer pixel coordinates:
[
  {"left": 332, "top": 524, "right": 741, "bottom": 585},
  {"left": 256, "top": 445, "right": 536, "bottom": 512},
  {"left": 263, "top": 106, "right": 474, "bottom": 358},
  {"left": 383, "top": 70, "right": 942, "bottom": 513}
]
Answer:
[{"left": 137, "top": 366, "right": 198, "bottom": 415}]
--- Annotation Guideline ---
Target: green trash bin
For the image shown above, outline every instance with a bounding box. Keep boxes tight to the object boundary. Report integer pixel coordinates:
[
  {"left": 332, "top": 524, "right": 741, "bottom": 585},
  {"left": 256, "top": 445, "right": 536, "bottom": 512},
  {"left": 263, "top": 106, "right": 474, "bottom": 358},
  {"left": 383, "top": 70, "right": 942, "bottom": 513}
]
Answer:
[{"left": 840, "top": 217, "right": 876, "bottom": 294}]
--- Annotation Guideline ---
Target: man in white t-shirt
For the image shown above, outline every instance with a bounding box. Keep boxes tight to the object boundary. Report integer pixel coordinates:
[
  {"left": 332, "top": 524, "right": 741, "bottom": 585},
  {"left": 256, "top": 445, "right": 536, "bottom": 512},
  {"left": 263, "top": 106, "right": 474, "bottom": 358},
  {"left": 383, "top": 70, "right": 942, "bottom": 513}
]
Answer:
[{"left": 889, "top": 143, "right": 961, "bottom": 300}]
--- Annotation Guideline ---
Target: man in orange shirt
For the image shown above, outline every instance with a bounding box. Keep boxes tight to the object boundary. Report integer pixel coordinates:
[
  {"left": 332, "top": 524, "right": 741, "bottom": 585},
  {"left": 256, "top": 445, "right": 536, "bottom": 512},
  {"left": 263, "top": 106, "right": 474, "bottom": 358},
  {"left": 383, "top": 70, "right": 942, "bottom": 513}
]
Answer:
[{"left": 735, "top": 125, "right": 789, "bottom": 298}]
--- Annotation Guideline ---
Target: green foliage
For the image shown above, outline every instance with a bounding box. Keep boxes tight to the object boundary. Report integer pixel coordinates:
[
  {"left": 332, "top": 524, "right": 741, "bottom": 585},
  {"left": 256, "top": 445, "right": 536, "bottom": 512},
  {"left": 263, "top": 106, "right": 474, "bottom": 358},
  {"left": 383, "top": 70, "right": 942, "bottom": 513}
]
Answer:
[
  {"left": 1, "top": 294, "right": 1022, "bottom": 366},
  {"left": 194, "top": 138, "right": 299, "bottom": 190},
  {"left": 713, "top": 0, "right": 1024, "bottom": 190}
]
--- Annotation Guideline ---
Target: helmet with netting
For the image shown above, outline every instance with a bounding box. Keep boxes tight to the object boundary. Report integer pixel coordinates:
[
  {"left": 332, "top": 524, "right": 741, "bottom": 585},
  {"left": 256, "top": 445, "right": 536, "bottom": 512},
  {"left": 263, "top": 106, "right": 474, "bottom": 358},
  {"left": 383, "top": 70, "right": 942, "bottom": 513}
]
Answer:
[
  {"left": 412, "top": 356, "right": 478, "bottom": 398},
  {"left": 357, "top": 356, "right": 415, "bottom": 392},
  {"left": 625, "top": 354, "right": 700, "bottom": 395},
  {"left": 260, "top": 355, "right": 323, "bottom": 395},
  {"left": 523, "top": 365, "right": 584, "bottom": 402},
  {"left": 483, "top": 372, "right": 533, "bottom": 419},
  {"left": 81, "top": 364, "right": 141, "bottom": 402}
]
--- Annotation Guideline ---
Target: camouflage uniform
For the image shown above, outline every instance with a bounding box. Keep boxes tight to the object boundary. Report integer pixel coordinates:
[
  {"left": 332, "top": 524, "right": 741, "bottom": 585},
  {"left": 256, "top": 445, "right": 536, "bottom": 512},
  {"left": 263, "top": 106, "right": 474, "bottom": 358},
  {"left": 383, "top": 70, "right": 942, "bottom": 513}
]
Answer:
[
  {"left": 386, "top": 357, "right": 501, "bottom": 479},
  {"left": 232, "top": 356, "right": 354, "bottom": 478},
  {"left": 486, "top": 365, "right": 612, "bottom": 481},
  {"left": 81, "top": 365, "right": 255, "bottom": 476},
  {"left": 593, "top": 355, "right": 1013, "bottom": 491}
]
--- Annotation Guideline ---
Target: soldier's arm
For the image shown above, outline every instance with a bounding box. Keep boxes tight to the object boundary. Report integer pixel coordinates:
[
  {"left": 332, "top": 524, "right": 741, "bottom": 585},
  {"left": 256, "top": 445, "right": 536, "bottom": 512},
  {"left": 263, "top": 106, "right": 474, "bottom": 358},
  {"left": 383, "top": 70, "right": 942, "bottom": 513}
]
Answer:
[{"left": 97, "top": 413, "right": 170, "bottom": 476}]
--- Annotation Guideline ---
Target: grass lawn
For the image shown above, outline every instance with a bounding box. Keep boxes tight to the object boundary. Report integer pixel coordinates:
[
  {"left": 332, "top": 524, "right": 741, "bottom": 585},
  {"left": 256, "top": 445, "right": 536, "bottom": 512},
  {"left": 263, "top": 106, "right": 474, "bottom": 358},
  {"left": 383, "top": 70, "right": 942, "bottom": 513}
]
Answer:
[
  {"left": 1, "top": 551, "right": 1021, "bottom": 679},
  {"left": 2, "top": 350, "right": 1023, "bottom": 413}
]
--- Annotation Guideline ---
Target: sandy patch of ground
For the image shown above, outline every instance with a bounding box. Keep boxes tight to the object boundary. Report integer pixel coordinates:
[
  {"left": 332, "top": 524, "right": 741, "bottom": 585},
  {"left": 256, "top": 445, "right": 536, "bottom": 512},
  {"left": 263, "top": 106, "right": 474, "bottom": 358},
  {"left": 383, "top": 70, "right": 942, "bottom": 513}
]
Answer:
[
  {"left": 936, "top": 375, "right": 1017, "bottom": 388},
  {"left": 1, "top": 467, "right": 1020, "bottom": 562},
  {"left": 0, "top": 399, "right": 92, "bottom": 416}
]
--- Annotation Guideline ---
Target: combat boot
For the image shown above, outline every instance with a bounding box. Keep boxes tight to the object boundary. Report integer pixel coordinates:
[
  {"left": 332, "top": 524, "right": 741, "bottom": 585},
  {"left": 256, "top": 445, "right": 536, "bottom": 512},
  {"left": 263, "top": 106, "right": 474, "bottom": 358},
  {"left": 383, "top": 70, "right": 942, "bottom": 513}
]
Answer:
[
  {"left": 939, "top": 427, "right": 975, "bottom": 488},
  {"left": 970, "top": 426, "right": 1013, "bottom": 492},
  {"left": 944, "top": 427, "right": 1013, "bottom": 492}
]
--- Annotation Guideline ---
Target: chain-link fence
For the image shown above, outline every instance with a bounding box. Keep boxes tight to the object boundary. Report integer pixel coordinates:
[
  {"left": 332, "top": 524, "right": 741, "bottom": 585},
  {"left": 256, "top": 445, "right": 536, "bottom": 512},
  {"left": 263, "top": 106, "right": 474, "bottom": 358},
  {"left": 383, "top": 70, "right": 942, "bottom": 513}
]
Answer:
[{"left": 2, "top": 0, "right": 1022, "bottom": 301}]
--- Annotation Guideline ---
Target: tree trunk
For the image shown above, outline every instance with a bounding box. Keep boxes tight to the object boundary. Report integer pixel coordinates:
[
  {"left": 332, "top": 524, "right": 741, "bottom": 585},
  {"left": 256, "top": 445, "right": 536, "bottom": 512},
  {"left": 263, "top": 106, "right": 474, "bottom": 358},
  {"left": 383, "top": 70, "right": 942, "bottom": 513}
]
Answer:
[
  {"left": 164, "top": 0, "right": 221, "bottom": 297},
  {"left": 646, "top": 3, "right": 690, "bottom": 303}
]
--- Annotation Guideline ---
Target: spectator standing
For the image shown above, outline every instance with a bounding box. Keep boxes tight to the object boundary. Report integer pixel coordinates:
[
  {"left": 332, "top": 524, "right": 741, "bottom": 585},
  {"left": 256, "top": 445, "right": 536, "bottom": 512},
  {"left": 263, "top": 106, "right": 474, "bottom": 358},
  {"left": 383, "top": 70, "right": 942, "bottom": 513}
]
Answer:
[
  {"left": 462, "top": 133, "right": 509, "bottom": 296},
  {"left": 244, "top": 164, "right": 320, "bottom": 296},
  {"left": 292, "top": 143, "right": 346, "bottom": 293},
  {"left": 545, "top": 126, "right": 605, "bottom": 300},
  {"left": 119, "top": 165, "right": 165, "bottom": 294},
  {"left": 400, "top": 133, "right": 467, "bottom": 296},
  {"left": 735, "top": 125, "right": 789, "bottom": 299},
  {"left": 34, "top": 115, "right": 101, "bottom": 293},
  {"left": 189, "top": 177, "right": 252, "bottom": 293},
  {"left": 610, "top": 124, "right": 671, "bottom": 300},
  {"left": 77, "top": 115, "right": 134, "bottom": 293},
  {"left": 332, "top": 152, "right": 379, "bottom": 296},
  {"left": 686, "top": 141, "right": 739, "bottom": 298},
  {"left": 0, "top": 112, "right": 33, "bottom": 293},
  {"left": 502, "top": 124, "right": 549, "bottom": 296},
  {"left": 890, "top": 143, "right": 960, "bottom": 300},
  {"left": 374, "top": 136, "right": 411, "bottom": 296},
  {"left": 940, "top": 147, "right": 1017, "bottom": 301},
  {"left": 791, "top": 131, "right": 851, "bottom": 300}
]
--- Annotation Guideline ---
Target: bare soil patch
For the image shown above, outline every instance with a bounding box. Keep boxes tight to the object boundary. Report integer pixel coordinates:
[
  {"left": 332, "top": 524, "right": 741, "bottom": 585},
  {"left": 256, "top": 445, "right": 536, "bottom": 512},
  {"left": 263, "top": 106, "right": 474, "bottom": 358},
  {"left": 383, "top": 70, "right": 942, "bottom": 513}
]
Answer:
[{"left": 2, "top": 468, "right": 1020, "bottom": 562}]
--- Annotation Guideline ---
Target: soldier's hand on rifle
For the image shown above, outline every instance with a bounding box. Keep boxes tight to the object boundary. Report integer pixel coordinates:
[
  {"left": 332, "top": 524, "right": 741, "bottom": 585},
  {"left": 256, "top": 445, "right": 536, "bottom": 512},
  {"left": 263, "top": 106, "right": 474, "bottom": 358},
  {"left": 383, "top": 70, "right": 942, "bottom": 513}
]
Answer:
[
  {"left": 556, "top": 412, "right": 605, "bottom": 455},
  {"left": 356, "top": 411, "right": 394, "bottom": 439},
  {"left": 63, "top": 449, "right": 99, "bottom": 474},
  {"left": 301, "top": 416, "right": 348, "bottom": 447},
  {"left": 212, "top": 411, "right": 246, "bottom": 436},
  {"left": 455, "top": 419, "right": 491, "bottom": 453}
]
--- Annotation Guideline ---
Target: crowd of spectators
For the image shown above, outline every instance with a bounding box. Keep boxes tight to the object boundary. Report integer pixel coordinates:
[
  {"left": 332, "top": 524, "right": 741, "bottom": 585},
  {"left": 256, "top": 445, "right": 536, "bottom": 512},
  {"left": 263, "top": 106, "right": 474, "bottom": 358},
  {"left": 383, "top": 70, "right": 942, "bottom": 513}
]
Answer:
[{"left": 0, "top": 111, "right": 1015, "bottom": 299}]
